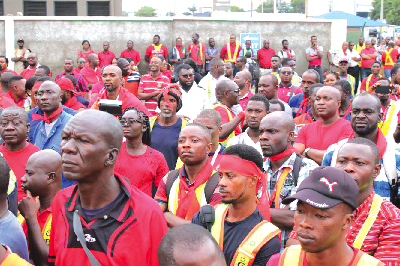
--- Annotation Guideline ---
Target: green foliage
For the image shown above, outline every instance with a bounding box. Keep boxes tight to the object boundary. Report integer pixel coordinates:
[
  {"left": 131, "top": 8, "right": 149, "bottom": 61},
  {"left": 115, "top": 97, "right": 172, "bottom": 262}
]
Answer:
[
  {"left": 231, "top": 5, "right": 245, "bottom": 12},
  {"left": 134, "top": 6, "right": 157, "bottom": 17},
  {"left": 256, "top": 1, "right": 273, "bottom": 13},
  {"left": 370, "top": 0, "right": 400, "bottom": 25},
  {"left": 182, "top": 12, "right": 192, "bottom": 16},
  {"left": 188, "top": 5, "right": 197, "bottom": 14},
  {"left": 290, "top": 0, "right": 305, "bottom": 13}
]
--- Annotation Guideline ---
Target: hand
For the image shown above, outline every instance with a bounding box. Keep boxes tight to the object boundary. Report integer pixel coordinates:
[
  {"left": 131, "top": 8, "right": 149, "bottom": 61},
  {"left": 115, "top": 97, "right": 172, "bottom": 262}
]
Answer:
[
  {"left": 202, "top": 68, "right": 206, "bottom": 75},
  {"left": 18, "top": 191, "right": 40, "bottom": 219},
  {"left": 91, "top": 97, "right": 100, "bottom": 110}
]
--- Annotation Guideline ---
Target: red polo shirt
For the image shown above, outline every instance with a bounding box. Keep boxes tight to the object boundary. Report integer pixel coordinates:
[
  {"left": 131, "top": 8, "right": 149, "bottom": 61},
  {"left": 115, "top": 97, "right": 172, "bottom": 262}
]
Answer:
[
  {"left": 239, "top": 91, "right": 254, "bottom": 110},
  {"left": 98, "top": 50, "right": 116, "bottom": 69},
  {"left": 1, "top": 69, "right": 18, "bottom": 75},
  {"left": 79, "top": 65, "right": 102, "bottom": 85},
  {"left": 137, "top": 73, "right": 170, "bottom": 116},
  {"left": 360, "top": 48, "right": 377, "bottom": 68},
  {"left": 220, "top": 43, "right": 242, "bottom": 62},
  {"left": 20, "top": 66, "right": 38, "bottom": 80},
  {"left": 145, "top": 45, "right": 169, "bottom": 62},
  {"left": 120, "top": 49, "right": 141, "bottom": 65},
  {"left": 188, "top": 43, "right": 207, "bottom": 65},
  {"left": 0, "top": 90, "right": 17, "bottom": 108},
  {"left": 278, "top": 83, "right": 302, "bottom": 103},
  {"left": 257, "top": 48, "right": 276, "bottom": 68},
  {"left": 21, "top": 206, "right": 52, "bottom": 245}
]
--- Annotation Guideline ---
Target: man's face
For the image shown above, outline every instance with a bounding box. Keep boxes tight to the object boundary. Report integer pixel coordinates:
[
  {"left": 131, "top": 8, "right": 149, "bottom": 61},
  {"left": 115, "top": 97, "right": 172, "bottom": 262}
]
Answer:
[
  {"left": 61, "top": 90, "right": 71, "bottom": 104},
  {"left": 60, "top": 116, "right": 112, "bottom": 181},
  {"left": 259, "top": 116, "right": 291, "bottom": 157},
  {"left": 235, "top": 59, "right": 244, "bottom": 69},
  {"left": 12, "top": 79, "right": 27, "bottom": 99},
  {"left": 178, "top": 69, "right": 195, "bottom": 88},
  {"left": 0, "top": 58, "right": 7, "bottom": 70},
  {"left": 359, "top": 37, "right": 364, "bottom": 45},
  {"left": 27, "top": 54, "right": 38, "bottom": 67},
  {"left": 311, "top": 37, "right": 317, "bottom": 44},
  {"left": 91, "top": 55, "right": 99, "bottom": 67},
  {"left": 192, "top": 34, "right": 199, "bottom": 43},
  {"left": 371, "top": 39, "right": 376, "bottom": 46},
  {"left": 102, "top": 67, "right": 122, "bottom": 91},
  {"left": 338, "top": 61, "right": 349, "bottom": 73},
  {"left": 258, "top": 76, "right": 276, "bottom": 100},
  {"left": 271, "top": 57, "right": 280, "bottom": 69},
  {"left": 365, "top": 42, "right": 371, "bottom": 49},
  {"left": 178, "top": 126, "right": 211, "bottom": 166},
  {"left": 245, "top": 100, "right": 268, "bottom": 130},
  {"left": 120, "top": 110, "right": 144, "bottom": 140},
  {"left": 35, "top": 68, "right": 47, "bottom": 77},
  {"left": 350, "top": 96, "right": 381, "bottom": 136},
  {"left": 245, "top": 40, "right": 251, "bottom": 49},
  {"left": 0, "top": 109, "right": 28, "bottom": 147},
  {"left": 160, "top": 95, "right": 178, "bottom": 117},
  {"left": 295, "top": 202, "right": 352, "bottom": 253},
  {"left": 385, "top": 37, "right": 391, "bottom": 44},
  {"left": 393, "top": 68, "right": 400, "bottom": 85},
  {"left": 127, "top": 41, "right": 133, "bottom": 49},
  {"left": 287, "top": 59, "right": 296, "bottom": 72},
  {"left": 21, "top": 158, "right": 48, "bottom": 197},
  {"left": 120, "top": 61, "right": 131, "bottom": 76},
  {"left": 283, "top": 40, "right": 289, "bottom": 49},
  {"left": 342, "top": 42, "right": 348, "bottom": 50},
  {"left": 103, "top": 42, "right": 110, "bottom": 51},
  {"left": 195, "top": 117, "right": 221, "bottom": 144},
  {"left": 279, "top": 67, "right": 293, "bottom": 83},
  {"left": 77, "top": 58, "right": 86, "bottom": 68},
  {"left": 230, "top": 35, "right": 236, "bottom": 44},
  {"left": 225, "top": 83, "right": 240, "bottom": 106},
  {"left": 263, "top": 40, "right": 270, "bottom": 49},
  {"left": 224, "top": 63, "right": 233, "bottom": 77},
  {"left": 315, "top": 89, "right": 340, "bottom": 118},
  {"left": 150, "top": 57, "right": 162, "bottom": 72},
  {"left": 153, "top": 36, "right": 160, "bottom": 44},
  {"left": 219, "top": 169, "right": 251, "bottom": 204},
  {"left": 17, "top": 41, "right": 24, "bottom": 48},
  {"left": 301, "top": 73, "right": 317, "bottom": 97},
  {"left": 349, "top": 42, "right": 354, "bottom": 50},
  {"left": 335, "top": 143, "right": 380, "bottom": 194},
  {"left": 371, "top": 63, "right": 381, "bottom": 75},
  {"left": 176, "top": 39, "right": 182, "bottom": 47},
  {"left": 36, "top": 84, "right": 62, "bottom": 113},
  {"left": 209, "top": 38, "right": 215, "bottom": 47},
  {"left": 64, "top": 60, "right": 74, "bottom": 73},
  {"left": 233, "top": 71, "right": 246, "bottom": 90}
]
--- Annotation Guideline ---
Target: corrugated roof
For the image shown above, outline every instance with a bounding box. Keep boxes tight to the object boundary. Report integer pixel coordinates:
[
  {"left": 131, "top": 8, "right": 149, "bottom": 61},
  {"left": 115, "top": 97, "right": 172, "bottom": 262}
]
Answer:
[{"left": 313, "top": 11, "right": 389, "bottom": 27}]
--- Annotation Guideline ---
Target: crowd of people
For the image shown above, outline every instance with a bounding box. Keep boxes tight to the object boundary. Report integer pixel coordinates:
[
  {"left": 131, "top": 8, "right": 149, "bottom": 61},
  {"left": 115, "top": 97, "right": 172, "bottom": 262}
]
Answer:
[{"left": 0, "top": 32, "right": 400, "bottom": 266}]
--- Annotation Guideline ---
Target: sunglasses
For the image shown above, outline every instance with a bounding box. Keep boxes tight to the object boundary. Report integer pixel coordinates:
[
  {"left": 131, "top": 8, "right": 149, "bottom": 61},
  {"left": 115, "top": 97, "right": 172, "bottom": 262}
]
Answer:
[
  {"left": 281, "top": 71, "right": 292, "bottom": 75},
  {"left": 27, "top": 57, "right": 36, "bottom": 60},
  {"left": 119, "top": 119, "right": 142, "bottom": 126},
  {"left": 180, "top": 74, "right": 194, "bottom": 78},
  {"left": 78, "top": 61, "right": 86, "bottom": 64}
]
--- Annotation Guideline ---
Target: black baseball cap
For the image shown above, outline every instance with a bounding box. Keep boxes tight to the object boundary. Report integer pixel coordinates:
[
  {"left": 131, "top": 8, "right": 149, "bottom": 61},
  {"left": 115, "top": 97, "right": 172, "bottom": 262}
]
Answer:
[
  {"left": 17, "top": 38, "right": 24, "bottom": 42},
  {"left": 282, "top": 166, "right": 359, "bottom": 210}
]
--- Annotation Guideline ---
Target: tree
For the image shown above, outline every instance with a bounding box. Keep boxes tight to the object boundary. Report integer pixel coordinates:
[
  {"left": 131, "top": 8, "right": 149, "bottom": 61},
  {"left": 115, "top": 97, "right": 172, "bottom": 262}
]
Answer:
[
  {"left": 182, "top": 12, "right": 192, "bottom": 16},
  {"left": 290, "top": 0, "right": 305, "bottom": 13},
  {"left": 188, "top": 5, "right": 197, "bottom": 15},
  {"left": 134, "top": 6, "right": 157, "bottom": 17},
  {"left": 256, "top": 1, "right": 273, "bottom": 13},
  {"left": 370, "top": 0, "right": 400, "bottom": 25},
  {"left": 166, "top": 11, "right": 175, "bottom": 16},
  {"left": 231, "top": 6, "right": 245, "bottom": 12},
  {"left": 386, "top": 0, "right": 400, "bottom": 25},
  {"left": 370, "top": 0, "right": 391, "bottom": 21}
]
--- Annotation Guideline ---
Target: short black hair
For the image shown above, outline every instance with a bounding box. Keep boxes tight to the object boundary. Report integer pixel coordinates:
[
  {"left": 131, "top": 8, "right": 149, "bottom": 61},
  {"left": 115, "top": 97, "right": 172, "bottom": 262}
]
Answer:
[
  {"left": 311, "top": 35, "right": 317, "bottom": 39},
  {"left": 391, "top": 65, "right": 400, "bottom": 77},
  {"left": 26, "top": 76, "right": 40, "bottom": 91},
  {"left": 63, "top": 75, "right": 77, "bottom": 88},
  {"left": 271, "top": 55, "right": 280, "bottom": 60},
  {"left": 176, "top": 64, "right": 194, "bottom": 75},
  {"left": 77, "top": 57, "right": 86, "bottom": 63},
  {"left": 154, "top": 35, "right": 161, "bottom": 39},
  {"left": 2, "top": 106, "right": 28, "bottom": 123},
  {"left": 37, "top": 76, "right": 53, "bottom": 82},
  {"left": 82, "top": 40, "right": 90, "bottom": 46},
  {"left": 8, "top": 75, "right": 24, "bottom": 85},
  {"left": 185, "top": 123, "right": 211, "bottom": 139},
  {"left": 282, "top": 39, "right": 288, "bottom": 45},
  {"left": 0, "top": 56, "right": 8, "bottom": 64},
  {"left": 372, "top": 61, "right": 381, "bottom": 67},
  {"left": 0, "top": 155, "right": 10, "bottom": 196},
  {"left": 223, "top": 144, "right": 263, "bottom": 171},
  {"left": 303, "top": 69, "right": 320, "bottom": 83},
  {"left": 324, "top": 71, "right": 339, "bottom": 79},
  {"left": 309, "top": 83, "right": 324, "bottom": 97},
  {"left": 269, "top": 99, "right": 285, "bottom": 111},
  {"left": 281, "top": 58, "right": 294, "bottom": 66},
  {"left": 263, "top": 73, "right": 279, "bottom": 86},
  {"left": 344, "top": 137, "right": 380, "bottom": 164},
  {"left": 193, "top": 33, "right": 199, "bottom": 38},
  {"left": 158, "top": 224, "right": 224, "bottom": 266},
  {"left": 334, "top": 80, "right": 352, "bottom": 95},
  {"left": 247, "top": 94, "right": 270, "bottom": 112},
  {"left": 237, "top": 56, "right": 246, "bottom": 63},
  {"left": 196, "top": 109, "right": 222, "bottom": 127},
  {"left": 183, "top": 58, "right": 198, "bottom": 72},
  {"left": 38, "top": 65, "right": 51, "bottom": 75}
]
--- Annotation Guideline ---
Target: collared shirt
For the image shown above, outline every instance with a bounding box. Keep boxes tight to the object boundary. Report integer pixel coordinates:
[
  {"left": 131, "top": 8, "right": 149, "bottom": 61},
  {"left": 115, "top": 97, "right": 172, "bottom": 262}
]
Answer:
[
  {"left": 277, "top": 49, "right": 296, "bottom": 59},
  {"left": 20, "top": 65, "right": 40, "bottom": 80},
  {"left": 220, "top": 43, "right": 242, "bottom": 62},
  {"left": 257, "top": 47, "right": 276, "bottom": 68},
  {"left": 348, "top": 49, "right": 361, "bottom": 67},
  {"left": 238, "top": 90, "right": 254, "bottom": 110},
  {"left": 305, "top": 45, "right": 323, "bottom": 66},
  {"left": 48, "top": 174, "right": 168, "bottom": 266},
  {"left": 177, "top": 82, "right": 210, "bottom": 121},
  {"left": 55, "top": 71, "right": 89, "bottom": 92},
  {"left": 278, "top": 83, "right": 302, "bottom": 103},
  {"left": 21, "top": 206, "right": 52, "bottom": 245},
  {"left": 145, "top": 44, "right": 169, "bottom": 62},
  {"left": 227, "top": 128, "right": 263, "bottom": 156},
  {"left": 169, "top": 46, "right": 189, "bottom": 70},
  {"left": 188, "top": 43, "right": 206, "bottom": 65},
  {"left": 120, "top": 49, "right": 141, "bottom": 65},
  {"left": 138, "top": 74, "right": 170, "bottom": 116},
  {"left": 13, "top": 48, "right": 29, "bottom": 74},
  {"left": 98, "top": 50, "right": 116, "bottom": 68},
  {"left": 198, "top": 73, "right": 229, "bottom": 104},
  {"left": 360, "top": 48, "right": 377, "bottom": 68},
  {"left": 205, "top": 47, "right": 220, "bottom": 71},
  {"left": 329, "top": 48, "right": 351, "bottom": 66}
]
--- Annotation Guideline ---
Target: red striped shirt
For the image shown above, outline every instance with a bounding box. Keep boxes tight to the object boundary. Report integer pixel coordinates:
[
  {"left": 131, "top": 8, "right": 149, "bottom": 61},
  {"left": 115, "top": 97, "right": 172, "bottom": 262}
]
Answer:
[{"left": 138, "top": 74, "right": 169, "bottom": 116}]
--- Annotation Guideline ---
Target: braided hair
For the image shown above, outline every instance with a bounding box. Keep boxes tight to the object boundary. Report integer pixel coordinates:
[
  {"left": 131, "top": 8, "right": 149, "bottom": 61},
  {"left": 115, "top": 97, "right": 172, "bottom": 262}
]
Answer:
[{"left": 121, "top": 107, "right": 151, "bottom": 146}]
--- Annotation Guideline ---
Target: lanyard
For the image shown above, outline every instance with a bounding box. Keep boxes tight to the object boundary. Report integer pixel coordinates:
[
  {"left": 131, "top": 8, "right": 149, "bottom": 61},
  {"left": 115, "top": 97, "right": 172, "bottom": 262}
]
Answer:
[{"left": 269, "top": 167, "right": 291, "bottom": 209}]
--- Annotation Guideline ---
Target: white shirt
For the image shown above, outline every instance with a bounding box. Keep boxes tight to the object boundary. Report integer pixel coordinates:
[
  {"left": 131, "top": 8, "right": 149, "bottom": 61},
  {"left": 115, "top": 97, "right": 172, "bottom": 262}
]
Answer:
[
  {"left": 227, "top": 128, "right": 263, "bottom": 156},
  {"left": 329, "top": 49, "right": 351, "bottom": 66},
  {"left": 198, "top": 72, "right": 229, "bottom": 104},
  {"left": 348, "top": 49, "right": 361, "bottom": 67},
  {"left": 177, "top": 82, "right": 210, "bottom": 121}
]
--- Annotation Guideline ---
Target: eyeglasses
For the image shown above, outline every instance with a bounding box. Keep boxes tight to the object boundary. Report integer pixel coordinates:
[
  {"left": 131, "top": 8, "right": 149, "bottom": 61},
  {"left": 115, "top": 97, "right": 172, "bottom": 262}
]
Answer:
[
  {"left": 281, "top": 71, "right": 292, "bottom": 75},
  {"left": 180, "top": 74, "right": 194, "bottom": 78},
  {"left": 119, "top": 119, "right": 142, "bottom": 126}
]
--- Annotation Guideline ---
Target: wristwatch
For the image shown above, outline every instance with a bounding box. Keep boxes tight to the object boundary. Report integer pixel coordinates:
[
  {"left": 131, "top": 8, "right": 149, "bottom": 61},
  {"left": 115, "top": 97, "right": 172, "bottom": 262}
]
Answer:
[{"left": 304, "top": 148, "right": 311, "bottom": 159}]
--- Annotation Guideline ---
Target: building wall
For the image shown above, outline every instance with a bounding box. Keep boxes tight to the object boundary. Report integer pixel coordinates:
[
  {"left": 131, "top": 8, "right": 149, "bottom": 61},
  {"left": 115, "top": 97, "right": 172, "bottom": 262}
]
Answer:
[{"left": 2, "top": 17, "right": 340, "bottom": 77}]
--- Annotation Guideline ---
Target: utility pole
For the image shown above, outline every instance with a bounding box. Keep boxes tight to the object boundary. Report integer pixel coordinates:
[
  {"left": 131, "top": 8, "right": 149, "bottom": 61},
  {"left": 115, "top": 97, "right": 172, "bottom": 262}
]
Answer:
[
  {"left": 274, "top": 0, "right": 277, "bottom": 13},
  {"left": 379, "top": 0, "right": 384, "bottom": 42},
  {"left": 251, "top": 0, "right": 253, "bottom": 17}
]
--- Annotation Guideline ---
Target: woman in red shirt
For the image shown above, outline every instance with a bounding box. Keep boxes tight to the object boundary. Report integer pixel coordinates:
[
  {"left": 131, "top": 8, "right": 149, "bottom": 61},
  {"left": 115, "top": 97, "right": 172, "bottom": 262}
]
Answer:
[
  {"left": 115, "top": 107, "right": 169, "bottom": 197},
  {"left": 77, "top": 40, "right": 94, "bottom": 63}
]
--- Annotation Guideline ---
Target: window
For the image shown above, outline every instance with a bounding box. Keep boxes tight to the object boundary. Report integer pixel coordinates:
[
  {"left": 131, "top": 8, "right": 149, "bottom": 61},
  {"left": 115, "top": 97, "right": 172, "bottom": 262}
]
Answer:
[
  {"left": 54, "top": 1, "right": 77, "bottom": 16},
  {"left": 87, "top": 1, "right": 110, "bottom": 16},
  {"left": 0, "top": 1, "right": 4, "bottom": 16},
  {"left": 24, "top": 1, "right": 47, "bottom": 16}
]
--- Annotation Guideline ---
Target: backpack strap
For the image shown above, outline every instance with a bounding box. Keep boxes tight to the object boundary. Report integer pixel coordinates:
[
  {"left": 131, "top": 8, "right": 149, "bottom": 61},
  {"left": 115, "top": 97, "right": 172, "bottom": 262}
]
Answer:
[
  {"left": 292, "top": 154, "right": 302, "bottom": 187},
  {"left": 288, "top": 85, "right": 297, "bottom": 102},
  {"left": 165, "top": 169, "right": 180, "bottom": 201},
  {"left": 204, "top": 172, "right": 220, "bottom": 204}
]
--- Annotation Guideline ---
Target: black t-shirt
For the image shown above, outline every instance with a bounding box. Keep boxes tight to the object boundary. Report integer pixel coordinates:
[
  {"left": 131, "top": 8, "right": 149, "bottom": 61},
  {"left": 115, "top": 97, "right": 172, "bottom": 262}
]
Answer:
[{"left": 192, "top": 209, "right": 281, "bottom": 266}]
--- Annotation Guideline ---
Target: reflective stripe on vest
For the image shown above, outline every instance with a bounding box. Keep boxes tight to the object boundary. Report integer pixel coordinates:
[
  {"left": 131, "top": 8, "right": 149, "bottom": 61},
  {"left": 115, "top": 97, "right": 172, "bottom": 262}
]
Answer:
[
  {"left": 7, "top": 170, "right": 16, "bottom": 196},
  {"left": 211, "top": 205, "right": 280, "bottom": 266},
  {"left": 384, "top": 48, "right": 395, "bottom": 67},
  {"left": 278, "top": 245, "right": 384, "bottom": 266},
  {"left": 353, "top": 194, "right": 383, "bottom": 249},
  {"left": 243, "top": 48, "right": 253, "bottom": 57},
  {"left": 226, "top": 43, "right": 240, "bottom": 63},
  {"left": 167, "top": 177, "right": 208, "bottom": 218},
  {"left": 212, "top": 103, "right": 235, "bottom": 146},
  {"left": 366, "top": 74, "right": 381, "bottom": 91},
  {"left": 18, "top": 213, "right": 52, "bottom": 245},
  {"left": 149, "top": 116, "right": 188, "bottom": 131}
]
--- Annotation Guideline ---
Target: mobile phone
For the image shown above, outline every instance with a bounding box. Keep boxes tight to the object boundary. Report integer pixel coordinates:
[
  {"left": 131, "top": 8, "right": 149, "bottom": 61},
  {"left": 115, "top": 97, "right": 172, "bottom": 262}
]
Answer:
[
  {"left": 375, "top": 85, "right": 392, "bottom": 95},
  {"left": 99, "top": 99, "right": 123, "bottom": 116}
]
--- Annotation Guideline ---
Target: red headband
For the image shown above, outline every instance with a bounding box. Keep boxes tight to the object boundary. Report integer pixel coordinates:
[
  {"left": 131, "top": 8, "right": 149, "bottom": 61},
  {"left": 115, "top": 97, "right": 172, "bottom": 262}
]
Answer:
[
  {"left": 161, "top": 84, "right": 182, "bottom": 112},
  {"left": 218, "top": 155, "right": 264, "bottom": 179},
  {"left": 32, "top": 81, "right": 44, "bottom": 92}
]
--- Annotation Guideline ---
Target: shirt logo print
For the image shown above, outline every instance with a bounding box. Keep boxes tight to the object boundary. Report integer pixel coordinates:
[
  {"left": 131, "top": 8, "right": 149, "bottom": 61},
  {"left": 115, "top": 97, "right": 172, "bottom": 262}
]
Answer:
[{"left": 319, "top": 177, "right": 338, "bottom": 192}]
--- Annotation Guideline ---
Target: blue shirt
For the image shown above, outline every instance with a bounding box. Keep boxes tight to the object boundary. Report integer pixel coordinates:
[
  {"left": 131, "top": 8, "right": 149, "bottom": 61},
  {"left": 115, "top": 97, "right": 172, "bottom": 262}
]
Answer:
[
  {"left": 0, "top": 211, "right": 29, "bottom": 261},
  {"left": 288, "top": 93, "right": 304, "bottom": 117},
  {"left": 151, "top": 118, "right": 183, "bottom": 170}
]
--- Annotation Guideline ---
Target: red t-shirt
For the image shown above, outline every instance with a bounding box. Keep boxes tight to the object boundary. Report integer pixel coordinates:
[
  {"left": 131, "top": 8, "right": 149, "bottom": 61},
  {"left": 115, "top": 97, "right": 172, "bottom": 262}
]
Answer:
[
  {"left": 0, "top": 90, "right": 16, "bottom": 108},
  {"left": 188, "top": 43, "right": 207, "bottom": 65},
  {"left": 114, "top": 143, "right": 169, "bottom": 197},
  {"left": 382, "top": 48, "right": 399, "bottom": 69},
  {"left": 77, "top": 50, "right": 94, "bottom": 63},
  {"left": 1, "top": 69, "right": 18, "bottom": 75},
  {"left": 212, "top": 104, "right": 241, "bottom": 142},
  {"left": 137, "top": 74, "right": 170, "bottom": 116},
  {"left": 145, "top": 45, "right": 169, "bottom": 62},
  {"left": 73, "top": 67, "right": 82, "bottom": 73},
  {"left": 360, "top": 48, "right": 377, "bottom": 68},
  {"left": 98, "top": 50, "right": 116, "bottom": 69},
  {"left": 120, "top": 49, "right": 141, "bottom": 65},
  {"left": 257, "top": 48, "right": 276, "bottom": 68},
  {"left": 79, "top": 65, "right": 102, "bottom": 85},
  {"left": 278, "top": 84, "right": 302, "bottom": 103},
  {"left": 360, "top": 75, "right": 380, "bottom": 92},
  {"left": 0, "top": 143, "right": 41, "bottom": 201},
  {"left": 239, "top": 91, "right": 254, "bottom": 110},
  {"left": 220, "top": 43, "right": 242, "bottom": 62},
  {"left": 20, "top": 67, "right": 37, "bottom": 80},
  {"left": 295, "top": 118, "right": 353, "bottom": 150}
]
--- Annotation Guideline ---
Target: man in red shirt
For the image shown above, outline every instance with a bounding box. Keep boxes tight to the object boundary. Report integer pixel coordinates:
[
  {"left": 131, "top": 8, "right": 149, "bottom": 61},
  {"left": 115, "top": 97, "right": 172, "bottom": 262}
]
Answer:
[
  {"left": 382, "top": 41, "right": 399, "bottom": 78},
  {"left": 294, "top": 86, "right": 353, "bottom": 164},
  {"left": 188, "top": 33, "right": 206, "bottom": 75},
  {"left": 0, "top": 106, "right": 41, "bottom": 201},
  {"left": 18, "top": 149, "right": 62, "bottom": 266},
  {"left": 360, "top": 61, "right": 382, "bottom": 92},
  {"left": 234, "top": 71, "right": 254, "bottom": 110},
  {"left": 98, "top": 41, "right": 115, "bottom": 69},
  {"left": 145, "top": 35, "right": 169, "bottom": 62},
  {"left": 79, "top": 53, "right": 101, "bottom": 90},
  {"left": 89, "top": 65, "right": 150, "bottom": 116},
  {"left": 360, "top": 40, "right": 379, "bottom": 80},
  {"left": 54, "top": 59, "right": 89, "bottom": 93},
  {"left": 20, "top": 53, "right": 39, "bottom": 80},
  {"left": 0, "top": 57, "right": 17, "bottom": 75},
  {"left": 73, "top": 57, "right": 85, "bottom": 74},
  {"left": 137, "top": 57, "right": 170, "bottom": 115},
  {"left": 56, "top": 78, "right": 86, "bottom": 111},
  {"left": 257, "top": 40, "right": 276, "bottom": 76},
  {"left": 0, "top": 72, "right": 18, "bottom": 109},
  {"left": 48, "top": 110, "right": 167, "bottom": 266},
  {"left": 278, "top": 66, "right": 302, "bottom": 103},
  {"left": 6, "top": 76, "right": 27, "bottom": 109},
  {"left": 120, "top": 40, "right": 141, "bottom": 67},
  {"left": 117, "top": 58, "right": 141, "bottom": 96},
  {"left": 220, "top": 34, "right": 242, "bottom": 63}
]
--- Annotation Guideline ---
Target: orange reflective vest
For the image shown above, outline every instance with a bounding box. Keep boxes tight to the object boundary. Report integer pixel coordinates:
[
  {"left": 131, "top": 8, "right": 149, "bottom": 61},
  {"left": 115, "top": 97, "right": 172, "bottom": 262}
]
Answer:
[{"left": 212, "top": 103, "right": 236, "bottom": 146}]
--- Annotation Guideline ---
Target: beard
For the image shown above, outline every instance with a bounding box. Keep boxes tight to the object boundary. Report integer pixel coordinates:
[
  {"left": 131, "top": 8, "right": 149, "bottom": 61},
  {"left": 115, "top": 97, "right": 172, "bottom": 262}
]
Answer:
[
  {"left": 179, "top": 80, "right": 193, "bottom": 91},
  {"left": 161, "top": 112, "right": 173, "bottom": 118},
  {"left": 354, "top": 122, "right": 378, "bottom": 136}
]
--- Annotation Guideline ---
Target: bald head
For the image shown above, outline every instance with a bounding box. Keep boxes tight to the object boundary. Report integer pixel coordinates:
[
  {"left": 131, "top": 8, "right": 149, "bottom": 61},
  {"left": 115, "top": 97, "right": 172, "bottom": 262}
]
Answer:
[
  {"left": 103, "top": 65, "right": 122, "bottom": 78},
  {"left": 88, "top": 53, "right": 97, "bottom": 62},
  {"left": 216, "top": 79, "right": 238, "bottom": 96},
  {"left": 28, "top": 150, "right": 62, "bottom": 180},
  {"left": 262, "top": 111, "right": 295, "bottom": 132},
  {"left": 236, "top": 71, "right": 252, "bottom": 82},
  {"left": 314, "top": 86, "right": 341, "bottom": 119},
  {"left": 183, "top": 123, "right": 212, "bottom": 142},
  {"left": 1, "top": 106, "right": 28, "bottom": 123},
  {"left": 317, "top": 86, "right": 341, "bottom": 101}
]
